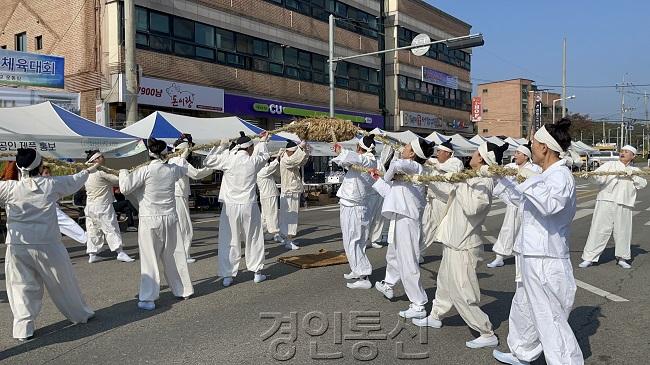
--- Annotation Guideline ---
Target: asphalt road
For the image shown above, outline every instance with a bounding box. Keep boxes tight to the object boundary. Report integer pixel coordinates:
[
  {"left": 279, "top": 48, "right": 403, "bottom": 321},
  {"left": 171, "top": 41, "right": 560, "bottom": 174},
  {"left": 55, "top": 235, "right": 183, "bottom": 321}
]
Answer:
[{"left": 1, "top": 183, "right": 649, "bottom": 364}]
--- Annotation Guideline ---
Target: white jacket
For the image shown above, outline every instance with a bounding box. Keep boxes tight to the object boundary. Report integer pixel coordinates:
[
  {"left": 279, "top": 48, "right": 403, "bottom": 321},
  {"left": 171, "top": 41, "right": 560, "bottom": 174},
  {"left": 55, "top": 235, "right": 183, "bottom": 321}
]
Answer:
[
  {"left": 203, "top": 145, "right": 233, "bottom": 203},
  {"left": 0, "top": 171, "right": 89, "bottom": 245},
  {"left": 592, "top": 160, "right": 647, "bottom": 207},
  {"left": 85, "top": 170, "right": 119, "bottom": 206},
  {"left": 425, "top": 157, "right": 464, "bottom": 203},
  {"left": 257, "top": 159, "right": 279, "bottom": 199},
  {"left": 495, "top": 159, "right": 576, "bottom": 258},
  {"left": 280, "top": 147, "right": 309, "bottom": 193},
  {"left": 435, "top": 177, "right": 494, "bottom": 250},
  {"left": 204, "top": 142, "right": 269, "bottom": 204},
  {"left": 372, "top": 159, "right": 425, "bottom": 220},
  {"left": 168, "top": 156, "right": 213, "bottom": 198},
  {"left": 119, "top": 160, "right": 187, "bottom": 217},
  {"left": 331, "top": 149, "right": 377, "bottom": 206}
]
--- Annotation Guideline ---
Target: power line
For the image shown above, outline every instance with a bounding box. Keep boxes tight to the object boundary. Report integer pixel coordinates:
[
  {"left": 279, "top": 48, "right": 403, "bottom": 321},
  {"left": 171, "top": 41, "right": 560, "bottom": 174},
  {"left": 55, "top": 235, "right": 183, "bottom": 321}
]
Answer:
[{"left": 48, "top": 0, "right": 91, "bottom": 52}]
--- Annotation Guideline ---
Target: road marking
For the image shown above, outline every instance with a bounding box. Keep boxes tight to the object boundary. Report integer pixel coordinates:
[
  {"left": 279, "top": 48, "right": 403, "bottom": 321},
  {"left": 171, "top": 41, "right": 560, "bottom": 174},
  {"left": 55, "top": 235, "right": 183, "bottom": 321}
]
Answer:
[
  {"left": 575, "top": 279, "right": 629, "bottom": 302},
  {"left": 303, "top": 205, "right": 339, "bottom": 212},
  {"left": 193, "top": 218, "right": 218, "bottom": 224},
  {"left": 488, "top": 208, "right": 507, "bottom": 217}
]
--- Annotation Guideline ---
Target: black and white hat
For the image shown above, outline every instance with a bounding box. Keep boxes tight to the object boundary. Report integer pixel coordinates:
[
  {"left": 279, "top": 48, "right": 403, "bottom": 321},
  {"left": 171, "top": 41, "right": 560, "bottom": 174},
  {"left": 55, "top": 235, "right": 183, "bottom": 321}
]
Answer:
[
  {"left": 478, "top": 142, "right": 509, "bottom": 166},
  {"left": 286, "top": 140, "right": 298, "bottom": 152},
  {"left": 437, "top": 138, "right": 454, "bottom": 153},
  {"left": 147, "top": 137, "right": 168, "bottom": 158},
  {"left": 409, "top": 138, "right": 435, "bottom": 160},
  {"left": 236, "top": 131, "right": 253, "bottom": 149},
  {"left": 358, "top": 135, "right": 375, "bottom": 152}
]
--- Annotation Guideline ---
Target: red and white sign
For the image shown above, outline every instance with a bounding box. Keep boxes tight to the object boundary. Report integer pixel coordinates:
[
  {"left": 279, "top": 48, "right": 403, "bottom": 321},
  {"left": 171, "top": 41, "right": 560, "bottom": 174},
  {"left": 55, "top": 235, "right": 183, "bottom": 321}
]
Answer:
[
  {"left": 471, "top": 96, "right": 482, "bottom": 122},
  {"left": 121, "top": 75, "right": 224, "bottom": 112}
]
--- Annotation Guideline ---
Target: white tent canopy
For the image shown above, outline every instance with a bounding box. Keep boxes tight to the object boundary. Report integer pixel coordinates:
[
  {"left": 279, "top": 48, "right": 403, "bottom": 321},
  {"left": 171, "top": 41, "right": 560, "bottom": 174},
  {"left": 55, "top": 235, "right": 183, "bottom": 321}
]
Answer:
[
  {"left": 571, "top": 141, "right": 597, "bottom": 154},
  {"left": 425, "top": 131, "right": 478, "bottom": 157},
  {"left": 0, "top": 102, "right": 144, "bottom": 159},
  {"left": 275, "top": 131, "right": 359, "bottom": 157}
]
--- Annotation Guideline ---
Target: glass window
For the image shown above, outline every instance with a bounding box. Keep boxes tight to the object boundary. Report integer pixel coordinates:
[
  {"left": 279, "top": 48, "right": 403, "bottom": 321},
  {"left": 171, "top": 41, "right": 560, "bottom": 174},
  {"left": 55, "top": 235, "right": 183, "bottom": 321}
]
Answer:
[
  {"left": 253, "top": 59, "right": 269, "bottom": 72},
  {"left": 136, "top": 7, "right": 148, "bottom": 31},
  {"left": 136, "top": 32, "right": 148, "bottom": 47},
  {"left": 253, "top": 39, "right": 268, "bottom": 57},
  {"left": 149, "top": 35, "right": 171, "bottom": 52},
  {"left": 299, "top": 69, "right": 311, "bottom": 81},
  {"left": 217, "top": 51, "right": 226, "bottom": 63},
  {"left": 196, "top": 47, "right": 215, "bottom": 60},
  {"left": 269, "top": 43, "right": 283, "bottom": 62},
  {"left": 335, "top": 77, "right": 349, "bottom": 88},
  {"left": 227, "top": 53, "right": 246, "bottom": 67},
  {"left": 35, "top": 35, "right": 43, "bottom": 50},
  {"left": 334, "top": 2, "right": 347, "bottom": 17},
  {"left": 335, "top": 62, "right": 347, "bottom": 77},
  {"left": 149, "top": 12, "right": 170, "bottom": 34},
  {"left": 195, "top": 23, "right": 214, "bottom": 47},
  {"left": 284, "top": 48, "right": 298, "bottom": 66},
  {"left": 285, "top": 66, "right": 300, "bottom": 79},
  {"left": 369, "top": 69, "right": 378, "bottom": 84},
  {"left": 347, "top": 64, "right": 359, "bottom": 79},
  {"left": 298, "top": 51, "right": 310, "bottom": 68},
  {"left": 15, "top": 32, "right": 26, "bottom": 51},
  {"left": 174, "top": 41, "right": 195, "bottom": 57},
  {"left": 236, "top": 34, "right": 253, "bottom": 54},
  {"left": 312, "top": 54, "right": 326, "bottom": 72},
  {"left": 269, "top": 63, "right": 283, "bottom": 75},
  {"left": 216, "top": 29, "right": 235, "bottom": 51},
  {"left": 312, "top": 72, "right": 325, "bottom": 84},
  {"left": 173, "top": 18, "right": 194, "bottom": 40},
  {"left": 399, "top": 76, "right": 407, "bottom": 89}
]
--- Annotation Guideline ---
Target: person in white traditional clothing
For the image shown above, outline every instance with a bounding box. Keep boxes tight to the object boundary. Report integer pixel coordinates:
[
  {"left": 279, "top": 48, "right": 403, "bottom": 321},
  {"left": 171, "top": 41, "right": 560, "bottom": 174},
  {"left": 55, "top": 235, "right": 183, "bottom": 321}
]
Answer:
[
  {"left": 413, "top": 141, "right": 508, "bottom": 350},
  {"left": 84, "top": 150, "right": 135, "bottom": 263},
  {"left": 487, "top": 142, "right": 542, "bottom": 268},
  {"left": 492, "top": 119, "right": 584, "bottom": 365},
  {"left": 371, "top": 137, "right": 435, "bottom": 319},
  {"left": 419, "top": 138, "right": 464, "bottom": 262},
  {"left": 203, "top": 131, "right": 270, "bottom": 287},
  {"left": 119, "top": 138, "right": 194, "bottom": 311},
  {"left": 256, "top": 153, "right": 283, "bottom": 243},
  {"left": 579, "top": 144, "right": 647, "bottom": 269},
  {"left": 279, "top": 140, "right": 309, "bottom": 250},
  {"left": 41, "top": 166, "right": 87, "bottom": 244},
  {"left": 168, "top": 134, "right": 214, "bottom": 263},
  {"left": 331, "top": 135, "right": 378, "bottom": 289},
  {"left": 2, "top": 148, "right": 96, "bottom": 340},
  {"left": 367, "top": 143, "right": 395, "bottom": 249}
]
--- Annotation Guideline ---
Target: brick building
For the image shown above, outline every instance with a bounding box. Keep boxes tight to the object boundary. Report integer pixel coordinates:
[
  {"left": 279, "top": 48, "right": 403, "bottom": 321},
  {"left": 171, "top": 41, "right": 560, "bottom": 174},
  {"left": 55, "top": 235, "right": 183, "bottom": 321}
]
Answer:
[
  {"left": 1, "top": 0, "right": 474, "bottom": 135},
  {"left": 477, "top": 78, "right": 561, "bottom": 138}
]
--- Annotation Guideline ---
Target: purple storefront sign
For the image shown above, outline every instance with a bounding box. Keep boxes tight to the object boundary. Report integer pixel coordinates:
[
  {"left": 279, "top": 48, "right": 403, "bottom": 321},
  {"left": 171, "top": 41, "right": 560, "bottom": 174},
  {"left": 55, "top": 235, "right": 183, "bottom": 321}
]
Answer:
[{"left": 223, "top": 93, "right": 384, "bottom": 130}]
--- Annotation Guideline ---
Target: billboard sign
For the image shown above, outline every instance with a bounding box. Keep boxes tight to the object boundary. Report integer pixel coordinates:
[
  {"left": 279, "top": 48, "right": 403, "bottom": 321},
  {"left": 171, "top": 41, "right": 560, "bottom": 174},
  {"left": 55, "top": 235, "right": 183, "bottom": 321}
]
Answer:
[
  {"left": 0, "top": 49, "right": 65, "bottom": 88},
  {"left": 471, "top": 97, "right": 482, "bottom": 122},
  {"left": 421, "top": 66, "right": 459, "bottom": 89}
]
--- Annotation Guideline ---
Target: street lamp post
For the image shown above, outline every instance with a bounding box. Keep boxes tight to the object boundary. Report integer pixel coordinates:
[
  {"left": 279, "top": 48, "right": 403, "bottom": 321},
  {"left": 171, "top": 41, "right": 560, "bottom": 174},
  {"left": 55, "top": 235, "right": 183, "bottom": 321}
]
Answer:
[{"left": 552, "top": 95, "right": 576, "bottom": 123}]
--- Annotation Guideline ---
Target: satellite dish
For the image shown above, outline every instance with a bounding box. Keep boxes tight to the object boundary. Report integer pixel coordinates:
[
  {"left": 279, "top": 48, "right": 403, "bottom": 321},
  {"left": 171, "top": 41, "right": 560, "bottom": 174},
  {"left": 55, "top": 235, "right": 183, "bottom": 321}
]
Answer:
[{"left": 411, "top": 33, "right": 431, "bottom": 56}]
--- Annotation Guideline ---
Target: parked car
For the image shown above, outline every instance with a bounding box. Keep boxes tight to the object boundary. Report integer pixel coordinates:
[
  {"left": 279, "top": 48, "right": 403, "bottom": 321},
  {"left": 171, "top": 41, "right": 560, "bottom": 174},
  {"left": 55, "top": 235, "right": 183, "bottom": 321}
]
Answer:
[{"left": 588, "top": 150, "right": 619, "bottom": 169}]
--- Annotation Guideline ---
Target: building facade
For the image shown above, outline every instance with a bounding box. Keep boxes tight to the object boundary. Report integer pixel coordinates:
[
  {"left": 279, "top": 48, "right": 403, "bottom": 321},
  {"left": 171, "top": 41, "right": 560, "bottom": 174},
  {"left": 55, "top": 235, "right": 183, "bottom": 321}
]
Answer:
[
  {"left": 477, "top": 78, "right": 561, "bottom": 138},
  {"left": 1, "top": 0, "right": 473, "bottom": 135}
]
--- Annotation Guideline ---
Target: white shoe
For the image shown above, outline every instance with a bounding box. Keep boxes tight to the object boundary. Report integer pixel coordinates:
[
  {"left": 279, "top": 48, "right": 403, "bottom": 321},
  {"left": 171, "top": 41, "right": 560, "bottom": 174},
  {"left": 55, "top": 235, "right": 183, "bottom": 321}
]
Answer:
[
  {"left": 273, "top": 234, "right": 284, "bottom": 243},
  {"left": 346, "top": 279, "right": 372, "bottom": 289},
  {"left": 466, "top": 334, "right": 498, "bottom": 349},
  {"left": 186, "top": 257, "right": 196, "bottom": 264},
  {"left": 137, "top": 301, "right": 155, "bottom": 311},
  {"left": 254, "top": 273, "right": 267, "bottom": 283},
  {"left": 375, "top": 281, "right": 394, "bottom": 299},
  {"left": 578, "top": 260, "right": 592, "bottom": 268},
  {"left": 126, "top": 226, "right": 138, "bottom": 232},
  {"left": 222, "top": 277, "right": 233, "bottom": 287},
  {"left": 343, "top": 272, "right": 359, "bottom": 280},
  {"left": 88, "top": 254, "right": 100, "bottom": 263},
  {"left": 618, "top": 260, "right": 632, "bottom": 269},
  {"left": 493, "top": 350, "right": 530, "bottom": 365},
  {"left": 117, "top": 251, "right": 135, "bottom": 263},
  {"left": 412, "top": 315, "right": 442, "bottom": 328},
  {"left": 398, "top": 304, "right": 426, "bottom": 319},
  {"left": 487, "top": 258, "right": 504, "bottom": 268},
  {"left": 285, "top": 241, "right": 299, "bottom": 250},
  {"left": 370, "top": 242, "right": 383, "bottom": 249}
]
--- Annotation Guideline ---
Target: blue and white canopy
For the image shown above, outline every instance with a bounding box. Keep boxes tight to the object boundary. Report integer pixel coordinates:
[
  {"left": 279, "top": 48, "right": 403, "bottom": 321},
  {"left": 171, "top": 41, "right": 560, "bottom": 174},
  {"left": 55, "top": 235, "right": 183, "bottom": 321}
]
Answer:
[
  {"left": 0, "top": 102, "right": 144, "bottom": 159},
  {"left": 121, "top": 111, "right": 287, "bottom": 147}
]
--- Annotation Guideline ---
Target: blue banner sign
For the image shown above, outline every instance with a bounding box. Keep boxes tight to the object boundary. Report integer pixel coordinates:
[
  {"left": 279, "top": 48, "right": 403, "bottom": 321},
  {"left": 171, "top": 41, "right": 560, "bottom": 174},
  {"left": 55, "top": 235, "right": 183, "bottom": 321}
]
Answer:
[{"left": 0, "top": 49, "right": 65, "bottom": 88}]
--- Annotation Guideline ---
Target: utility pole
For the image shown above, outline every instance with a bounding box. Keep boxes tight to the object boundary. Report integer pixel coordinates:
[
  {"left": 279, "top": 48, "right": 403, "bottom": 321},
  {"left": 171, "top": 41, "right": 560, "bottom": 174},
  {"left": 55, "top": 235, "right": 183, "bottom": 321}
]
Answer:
[
  {"left": 124, "top": 0, "right": 138, "bottom": 125},
  {"left": 618, "top": 75, "right": 626, "bottom": 148},
  {"left": 562, "top": 38, "right": 567, "bottom": 117},
  {"left": 328, "top": 14, "right": 335, "bottom": 118}
]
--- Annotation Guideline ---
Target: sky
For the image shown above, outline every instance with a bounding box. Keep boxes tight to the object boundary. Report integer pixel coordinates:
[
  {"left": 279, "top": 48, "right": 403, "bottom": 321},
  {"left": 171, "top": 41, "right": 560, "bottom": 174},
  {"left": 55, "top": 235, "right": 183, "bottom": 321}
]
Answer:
[{"left": 426, "top": 1, "right": 650, "bottom": 121}]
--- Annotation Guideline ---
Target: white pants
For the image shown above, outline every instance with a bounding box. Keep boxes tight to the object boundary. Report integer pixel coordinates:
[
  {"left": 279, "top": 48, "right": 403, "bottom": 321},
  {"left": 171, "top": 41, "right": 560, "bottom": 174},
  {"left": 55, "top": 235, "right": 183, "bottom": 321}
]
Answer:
[
  {"left": 430, "top": 246, "right": 493, "bottom": 335},
  {"left": 279, "top": 192, "right": 300, "bottom": 237},
  {"left": 57, "top": 206, "right": 87, "bottom": 244},
  {"left": 368, "top": 196, "right": 386, "bottom": 243},
  {"left": 85, "top": 203, "right": 123, "bottom": 254},
  {"left": 138, "top": 215, "right": 193, "bottom": 301},
  {"left": 582, "top": 200, "right": 632, "bottom": 261},
  {"left": 175, "top": 196, "right": 193, "bottom": 258},
  {"left": 218, "top": 203, "right": 266, "bottom": 278},
  {"left": 5, "top": 244, "right": 94, "bottom": 339},
  {"left": 260, "top": 196, "right": 280, "bottom": 235},
  {"left": 507, "top": 255, "right": 583, "bottom": 364},
  {"left": 420, "top": 198, "right": 446, "bottom": 250},
  {"left": 340, "top": 205, "right": 372, "bottom": 277},
  {"left": 493, "top": 205, "right": 520, "bottom": 256},
  {"left": 384, "top": 216, "right": 427, "bottom": 306}
]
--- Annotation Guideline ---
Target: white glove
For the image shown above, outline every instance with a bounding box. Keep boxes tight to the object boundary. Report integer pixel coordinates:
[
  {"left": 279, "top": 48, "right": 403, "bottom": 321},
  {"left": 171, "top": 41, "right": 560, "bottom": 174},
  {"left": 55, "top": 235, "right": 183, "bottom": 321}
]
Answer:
[
  {"left": 519, "top": 168, "right": 537, "bottom": 179},
  {"left": 477, "top": 165, "right": 491, "bottom": 177},
  {"left": 181, "top": 148, "right": 190, "bottom": 159},
  {"left": 86, "top": 163, "right": 101, "bottom": 173}
]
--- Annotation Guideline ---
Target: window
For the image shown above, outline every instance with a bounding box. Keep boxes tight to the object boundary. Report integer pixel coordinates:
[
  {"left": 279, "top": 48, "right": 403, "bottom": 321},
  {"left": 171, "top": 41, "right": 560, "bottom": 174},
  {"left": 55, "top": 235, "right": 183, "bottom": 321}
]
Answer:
[
  {"left": 136, "top": 33, "right": 148, "bottom": 47},
  {"left": 174, "top": 18, "right": 194, "bottom": 40},
  {"left": 149, "top": 35, "right": 171, "bottom": 52},
  {"left": 285, "top": 66, "right": 299, "bottom": 79},
  {"left": 284, "top": 48, "right": 298, "bottom": 66},
  {"left": 195, "top": 23, "right": 214, "bottom": 47},
  {"left": 269, "top": 43, "right": 283, "bottom": 62},
  {"left": 483, "top": 129, "right": 489, "bottom": 133},
  {"left": 482, "top": 89, "right": 488, "bottom": 93},
  {"left": 483, "top": 109, "right": 488, "bottom": 113},
  {"left": 253, "top": 39, "right": 268, "bottom": 57},
  {"left": 216, "top": 29, "right": 235, "bottom": 51},
  {"left": 196, "top": 47, "right": 214, "bottom": 60},
  {"left": 253, "top": 59, "right": 269, "bottom": 72},
  {"left": 149, "top": 12, "right": 170, "bottom": 34},
  {"left": 298, "top": 51, "right": 310, "bottom": 68},
  {"left": 269, "top": 63, "right": 284, "bottom": 75},
  {"left": 235, "top": 34, "right": 253, "bottom": 54},
  {"left": 15, "top": 32, "right": 26, "bottom": 51},
  {"left": 174, "top": 41, "right": 194, "bottom": 57},
  {"left": 35, "top": 35, "right": 43, "bottom": 50},
  {"left": 136, "top": 7, "right": 148, "bottom": 31}
]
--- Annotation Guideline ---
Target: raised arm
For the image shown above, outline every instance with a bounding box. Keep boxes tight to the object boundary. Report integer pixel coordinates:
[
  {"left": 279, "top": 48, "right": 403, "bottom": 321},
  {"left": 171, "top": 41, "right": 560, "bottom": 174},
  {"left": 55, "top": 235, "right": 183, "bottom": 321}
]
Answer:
[
  {"left": 203, "top": 144, "right": 231, "bottom": 171},
  {"left": 53, "top": 170, "right": 90, "bottom": 199},
  {"left": 384, "top": 159, "right": 420, "bottom": 182},
  {"left": 454, "top": 179, "right": 492, "bottom": 217},
  {"left": 282, "top": 147, "right": 308, "bottom": 169},
  {"left": 119, "top": 167, "right": 147, "bottom": 196},
  {"left": 517, "top": 171, "right": 572, "bottom": 216}
]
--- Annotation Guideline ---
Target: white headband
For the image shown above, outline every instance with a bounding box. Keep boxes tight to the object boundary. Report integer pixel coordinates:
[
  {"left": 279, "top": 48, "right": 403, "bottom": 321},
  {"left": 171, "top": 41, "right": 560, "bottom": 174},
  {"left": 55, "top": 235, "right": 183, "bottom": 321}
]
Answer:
[
  {"left": 478, "top": 142, "right": 497, "bottom": 166},
  {"left": 17, "top": 152, "right": 42, "bottom": 191},
  {"left": 148, "top": 149, "right": 168, "bottom": 159},
  {"left": 358, "top": 139, "right": 375, "bottom": 152},
  {"left": 534, "top": 125, "right": 564, "bottom": 156},
  {"left": 285, "top": 146, "right": 298, "bottom": 152},
  {"left": 516, "top": 145, "right": 531, "bottom": 159},
  {"left": 174, "top": 142, "right": 189, "bottom": 151},
  {"left": 621, "top": 145, "right": 637, "bottom": 155},
  {"left": 410, "top": 139, "right": 426, "bottom": 159},
  {"left": 437, "top": 145, "right": 453, "bottom": 153},
  {"left": 238, "top": 140, "right": 253, "bottom": 149},
  {"left": 86, "top": 152, "right": 103, "bottom": 165}
]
